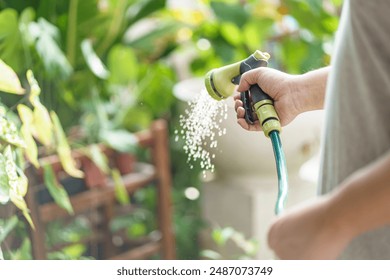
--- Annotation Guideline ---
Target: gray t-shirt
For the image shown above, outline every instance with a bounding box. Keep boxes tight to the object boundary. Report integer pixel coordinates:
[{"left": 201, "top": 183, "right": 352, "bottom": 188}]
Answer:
[{"left": 319, "top": 0, "right": 390, "bottom": 259}]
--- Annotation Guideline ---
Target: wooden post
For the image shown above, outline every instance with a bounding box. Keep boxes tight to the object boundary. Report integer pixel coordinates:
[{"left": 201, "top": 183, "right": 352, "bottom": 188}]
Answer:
[{"left": 151, "top": 120, "right": 176, "bottom": 259}]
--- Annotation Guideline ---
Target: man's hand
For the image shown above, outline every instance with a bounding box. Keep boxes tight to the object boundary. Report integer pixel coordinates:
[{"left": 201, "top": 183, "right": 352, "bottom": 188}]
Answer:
[{"left": 235, "top": 67, "right": 329, "bottom": 131}]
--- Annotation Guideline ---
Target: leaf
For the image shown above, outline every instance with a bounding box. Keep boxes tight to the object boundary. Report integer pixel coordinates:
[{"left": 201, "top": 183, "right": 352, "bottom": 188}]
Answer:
[
  {"left": 86, "top": 144, "right": 110, "bottom": 174},
  {"left": 200, "top": 249, "right": 222, "bottom": 260},
  {"left": 108, "top": 45, "right": 137, "bottom": 85},
  {"left": 210, "top": 1, "right": 248, "bottom": 26},
  {"left": 17, "top": 104, "right": 34, "bottom": 125},
  {"left": 0, "top": 59, "right": 25, "bottom": 94},
  {"left": 26, "top": 70, "right": 41, "bottom": 105},
  {"left": 111, "top": 168, "right": 129, "bottom": 205},
  {"left": 99, "top": 129, "right": 138, "bottom": 153},
  {"left": 0, "top": 116, "right": 26, "bottom": 148},
  {"left": 9, "top": 189, "right": 34, "bottom": 229},
  {"left": 127, "top": 0, "right": 166, "bottom": 25},
  {"left": 50, "top": 111, "right": 84, "bottom": 178},
  {"left": 212, "top": 227, "right": 235, "bottom": 246},
  {"left": 15, "top": 167, "right": 28, "bottom": 197},
  {"left": 0, "top": 152, "right": 10, "bottom": 204},
  {"left": 28, "top": 18, "right": 73, "bottom": 79},
  {"left": 32, "top": 103, "right": 53, "bottom": 146},
  {"left": 2, "top": 146, "right": 32, "bottom": 228},
  {"left": 17, "top": 105, "right": 39, "bottom": 168},
  {"left": 43, "top": 164, "right": 74, "bottom": 215},
  {"left": 0, "top": 9, "right": 24, "bottom": 72},
  {"left": 81, "top": 39, "right": 110, "bottom": 79},
  {"left": 9, "top": 238, "right": 32, "bottom": 260},
  {"left": 0, "top": 215, "right": 18, "bottom": 244}
]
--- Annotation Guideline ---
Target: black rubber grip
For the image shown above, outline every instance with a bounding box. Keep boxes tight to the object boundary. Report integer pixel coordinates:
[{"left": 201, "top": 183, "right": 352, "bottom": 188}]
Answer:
[{"left": 250, "top": 84, "right": 271, "bottom": 104}]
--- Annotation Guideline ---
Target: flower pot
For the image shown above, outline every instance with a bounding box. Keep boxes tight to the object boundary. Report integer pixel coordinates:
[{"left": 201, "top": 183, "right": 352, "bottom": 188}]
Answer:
[
  {"left": 114, "top": 152, "right": 136, "bottom": 175},
  {"left": 82, "top": 157, "right": 108, "bottom": 189}
]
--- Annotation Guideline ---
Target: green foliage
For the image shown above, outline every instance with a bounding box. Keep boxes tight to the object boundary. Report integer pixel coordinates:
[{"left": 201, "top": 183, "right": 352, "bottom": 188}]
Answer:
[
  {"left": 43, "top": 164, "right": 74, "bottom": 214},
  {"left": 0, "top": 0, "right": 342, "bottom": 260}
]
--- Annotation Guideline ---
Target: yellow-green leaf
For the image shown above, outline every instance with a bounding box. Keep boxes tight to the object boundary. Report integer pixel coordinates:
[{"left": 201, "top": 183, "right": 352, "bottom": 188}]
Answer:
[
  {"left": 0, "top": 59, "right": 25, "bottom": 94},
  {"left": 43, "top": 164, "right": 74, "bottom": 215},
  {"left": 0, "top": 116, "right": 26, "bottom": 148},
  {"left": 22, "top": 210, "right": 34, "bottom": 229},
  {"left": 4, "top": 145, "right": 19, "bottom": 186},
  {"left": 33, "top": 103, "right": 53, "bottom": 146},
  {"left": 0, "top": 152, "right": 10, "bottom": 204},
  {"left": 111, "top": 168, "right": 129, "bottom": 205},
  {"left": 15, "top": 167, "right": 28, "bottom": 197},
  {"left": 26, "top": 70, "right": 41, "bottom": 105},
  {"left": 20, "top": 125, "right": 39, "bottom": 168},
  {"left": 50, "top": 111, "right": 84, "bottom": 178},
  {"left": 17, "top": 104, "right": 34, "bottom": 125},
  {"left": 9, "top": 188, "right": 28, "bottom": 211}
]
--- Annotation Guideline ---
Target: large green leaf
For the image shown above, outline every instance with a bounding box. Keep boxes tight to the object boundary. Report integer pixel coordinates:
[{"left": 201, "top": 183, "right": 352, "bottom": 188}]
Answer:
[
  {"left": 125, "top": 21, "right": 181, "bottom": 58},
  {"left": 0, "top": 59, "right": 25, "bottom": 94},
  {"left": 107, "top": 45, "right": 137, "bottom": 85},
  {"left": 210, "top": 1, "right": 248, "bottom": 27},
  {"left": 43, "top": 164, "right": 74, "bottom": 215},
  {"left": 127, "top": 0, "right": 166, "bottom": 25},
  {"left": 0, "top": 215, "right": 18, "bottom": 244},
  {"left": 28, "top": 18, "right": 72, "bottom": 79},
  {"left": 0, "top": 9, "right": 24, "bottom": 72}
]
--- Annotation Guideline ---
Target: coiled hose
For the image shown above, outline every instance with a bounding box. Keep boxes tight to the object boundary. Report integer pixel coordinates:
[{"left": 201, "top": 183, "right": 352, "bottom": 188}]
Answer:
[{"left": 269, "top": 130, "right": 289, "bottom": 215}]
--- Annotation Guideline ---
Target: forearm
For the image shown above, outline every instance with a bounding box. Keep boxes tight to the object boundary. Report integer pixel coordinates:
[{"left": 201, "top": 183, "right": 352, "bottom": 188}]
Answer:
[
  {"left": 294, "top": 66, "right": 330, "bottom": 113},
  {"left": 326, "top": 151, "right": 390, "bottom": 241}
]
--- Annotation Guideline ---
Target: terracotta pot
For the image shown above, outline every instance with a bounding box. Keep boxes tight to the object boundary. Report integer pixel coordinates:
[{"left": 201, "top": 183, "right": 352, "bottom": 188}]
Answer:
[
  {"left": 82, "top": 157, "right": 108, "bottom": 189},
  {"left": 114, "top": 152, "right": 136, "bottom": 175}
]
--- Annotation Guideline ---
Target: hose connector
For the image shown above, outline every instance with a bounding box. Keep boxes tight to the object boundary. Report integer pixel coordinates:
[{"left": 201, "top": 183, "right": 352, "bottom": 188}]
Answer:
[{"left": 254, "top": 100, "right": 281, "bottom": 137}]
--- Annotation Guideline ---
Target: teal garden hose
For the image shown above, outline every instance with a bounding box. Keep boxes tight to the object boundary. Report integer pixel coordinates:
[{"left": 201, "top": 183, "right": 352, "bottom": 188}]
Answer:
[{"left": 269, "top": 130, "right": 288, "bottom": 215}]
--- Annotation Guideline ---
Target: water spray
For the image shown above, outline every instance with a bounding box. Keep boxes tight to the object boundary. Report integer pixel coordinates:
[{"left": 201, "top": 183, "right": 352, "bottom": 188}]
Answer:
[{"left": 204, "top": 50, "right": 288, "bottom": 215}]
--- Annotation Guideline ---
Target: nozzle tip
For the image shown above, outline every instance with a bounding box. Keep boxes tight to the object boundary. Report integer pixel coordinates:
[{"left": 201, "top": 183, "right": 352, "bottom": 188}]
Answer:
[{"left": 204, "top": 70, "right": 223, "bottom": 101}]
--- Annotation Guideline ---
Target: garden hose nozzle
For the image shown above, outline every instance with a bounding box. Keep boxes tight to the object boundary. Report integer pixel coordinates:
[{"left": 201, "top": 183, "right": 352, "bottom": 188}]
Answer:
[
  {"left": 204, "top": 50, "right": 281, "bottom": 137},
  {"left": 204, "top": 51, "right": 288, "bottom": 215}
]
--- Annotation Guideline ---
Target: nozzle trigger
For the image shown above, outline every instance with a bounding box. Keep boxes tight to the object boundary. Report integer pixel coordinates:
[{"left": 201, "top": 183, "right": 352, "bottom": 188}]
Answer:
[{"left": 240, "top": 91, "right": 255, "bottom": 125}]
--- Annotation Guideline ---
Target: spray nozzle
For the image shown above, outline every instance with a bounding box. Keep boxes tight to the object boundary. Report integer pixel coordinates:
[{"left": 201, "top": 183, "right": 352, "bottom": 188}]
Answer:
[{"left": 204, "top": 50, "right": 281, "bottom": 137}]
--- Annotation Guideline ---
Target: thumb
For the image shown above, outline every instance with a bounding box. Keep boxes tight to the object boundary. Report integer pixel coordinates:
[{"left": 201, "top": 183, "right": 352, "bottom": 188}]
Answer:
[{"left": 237, "top": 68, "right": 264, "bottom": 92}]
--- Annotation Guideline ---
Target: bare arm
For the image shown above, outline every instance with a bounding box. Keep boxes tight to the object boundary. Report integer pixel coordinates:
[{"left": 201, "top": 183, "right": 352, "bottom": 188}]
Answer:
[
  {"left": 328, "top": 151, "right": 390, "bottom": 239},
  {"left": 267, "top": 150, "right": 390, "bottom": 259}
]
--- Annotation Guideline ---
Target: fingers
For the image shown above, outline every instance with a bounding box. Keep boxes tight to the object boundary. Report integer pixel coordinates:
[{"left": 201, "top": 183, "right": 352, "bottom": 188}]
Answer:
[{"left": 234, "top": 98, "right": 262, "bottom": 131}]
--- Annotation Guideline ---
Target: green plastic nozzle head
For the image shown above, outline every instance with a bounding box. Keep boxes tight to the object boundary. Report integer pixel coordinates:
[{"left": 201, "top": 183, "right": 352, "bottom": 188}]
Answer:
[
  {"left": 204, "top": 61, "right": 241, "bottom": 100},
  {"left": 204, "top": 50, "right": 270, "bottom": 100}
]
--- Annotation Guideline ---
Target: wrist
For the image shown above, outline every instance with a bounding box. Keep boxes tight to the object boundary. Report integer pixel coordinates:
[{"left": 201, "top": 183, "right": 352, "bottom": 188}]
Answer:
[{"left": 292, "top": 68, "right": 328, "bottom": 113}]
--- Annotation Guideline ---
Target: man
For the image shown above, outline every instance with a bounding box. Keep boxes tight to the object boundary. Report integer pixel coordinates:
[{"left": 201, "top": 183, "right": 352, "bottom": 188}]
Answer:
[{"left": 234, "top": 0, "right": 390, "bottom": 259}]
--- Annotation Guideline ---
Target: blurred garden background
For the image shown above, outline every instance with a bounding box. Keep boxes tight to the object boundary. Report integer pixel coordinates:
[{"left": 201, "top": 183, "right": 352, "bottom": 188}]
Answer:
[{"left": 0, "top": 0, "right": 341, "bottom": 260}]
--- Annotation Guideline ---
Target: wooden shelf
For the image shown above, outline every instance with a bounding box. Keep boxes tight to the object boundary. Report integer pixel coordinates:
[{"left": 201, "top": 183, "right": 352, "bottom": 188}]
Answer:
[{"left": 26, "top": 119, "right": 176, "bottom": 260}]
